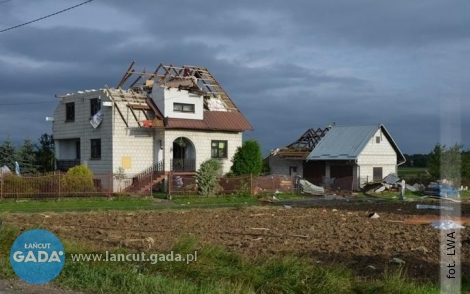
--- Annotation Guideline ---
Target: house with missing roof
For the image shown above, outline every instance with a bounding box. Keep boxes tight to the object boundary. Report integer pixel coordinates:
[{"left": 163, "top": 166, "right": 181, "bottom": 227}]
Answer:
[
  {"left": 267, "top": 126, "right": 331, "bottom": 178},
  {"left": 269, "top": 124, "right": 406, "bottom": 191},
  {"left": 51, "top": 63, "right": 253, "bottom": 192}
]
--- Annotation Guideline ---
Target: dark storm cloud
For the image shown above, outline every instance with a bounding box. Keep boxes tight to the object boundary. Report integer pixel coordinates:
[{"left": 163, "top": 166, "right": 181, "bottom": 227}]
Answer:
[{"left": 0, "top": 0, "right": 468, "bottom": 154}]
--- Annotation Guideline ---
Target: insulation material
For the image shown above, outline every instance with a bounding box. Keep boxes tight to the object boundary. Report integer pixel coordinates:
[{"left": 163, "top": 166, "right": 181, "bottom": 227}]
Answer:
[{"left": 207, "top": 99, "right": 227, "bottom": 111}]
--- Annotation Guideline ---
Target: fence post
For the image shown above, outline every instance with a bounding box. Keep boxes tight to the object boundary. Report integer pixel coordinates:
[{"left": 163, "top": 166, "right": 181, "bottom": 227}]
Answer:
[
  {"left": 167, "top": 172, "right": 172, "bottom": 200},
  {"left": 150, "top": 168, "right": 153, "bottom": 198},
  {"left": 58, "top": 172, "right": 61, "bottom": 200},
  {"left": 0, "top": 177, "right": 3, "bottom": 200},
  {"left": 108, "top": 172, "right": 112, "bottom": 198},
  {"left": 250, "top": 173, "right": 253, "bottom": 197}
]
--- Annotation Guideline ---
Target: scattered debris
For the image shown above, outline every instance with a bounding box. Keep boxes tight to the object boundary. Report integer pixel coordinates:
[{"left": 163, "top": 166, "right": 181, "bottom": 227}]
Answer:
[
  {"left": 252, "top": 237, "right": 263, "bottom": 241},
  {"left": 251, "top": 228, "right": 270, "bottom": 231},
  {"left": 390, "top": 257, "right": 405, "bottom": 265},
  {"left": 145, "top": 237, "right": 155, "bottom": 248},
  {"left": 411, "top": 246, "right": 429, "bottom": 254},
  {"left": 430, "top": 220, "right": 465, "bottom": 230},
  {"left": 369, "top": 212, "right": 380, "bottom": 219},
  {"left": 405, "top": 184, "right": 417, "bottom": 192},
  {"left": 383, "top": 173, "right": 400, "bottom": 185},
  {"left": 416, "top": 204, "right": 454, "bottom": 211},
  {"left": 271, "top": 195, "right": 280, "bottom": 201},
  {"left": 298, "top": 179, "right": 324, "bottom": 195},
  {"left": 366, "top": 265, "right": 377, "bottom": 270},
  {"left": 283, "top": 205, "right": 293, "bottom": 209},
  {"left": 332, "top": 209, "right": 338, "bottom": 212},
  {"left": 291, "top": 234, "right": 309, "bottom": 239}
]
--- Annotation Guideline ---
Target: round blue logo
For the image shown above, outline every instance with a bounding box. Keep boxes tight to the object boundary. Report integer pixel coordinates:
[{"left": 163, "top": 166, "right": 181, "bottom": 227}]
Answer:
[{"left": 10, "top": 229, "right": 65, "bottom": 284}]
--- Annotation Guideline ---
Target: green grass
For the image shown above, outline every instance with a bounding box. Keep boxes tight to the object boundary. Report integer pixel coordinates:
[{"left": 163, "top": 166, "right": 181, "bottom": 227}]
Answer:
[
  {"left": 172, "top": 193, "right": 304, "bottom": 206},
  {"left": 0, "top": 225, "right": 441, "bottom": 294},
  {"left": 0, "top": 196, "right": 155, "bottom": 213},
  {"left": 0, "top": 193, "right": 308, "bottom": 213}
]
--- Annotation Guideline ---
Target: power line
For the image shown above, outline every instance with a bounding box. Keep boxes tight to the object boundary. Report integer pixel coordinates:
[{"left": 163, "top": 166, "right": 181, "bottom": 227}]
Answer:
[
  {"left": 0, "top": 0, "right": 94, "bottom": 33},
  {"left": 0, "top": 101, "right": 56, "bottom": 106}
]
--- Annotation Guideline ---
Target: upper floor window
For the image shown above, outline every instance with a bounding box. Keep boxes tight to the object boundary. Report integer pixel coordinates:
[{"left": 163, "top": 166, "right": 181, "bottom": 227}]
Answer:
[
  {"left": 90, "top": 98, "right": 101, "bottom": 116},
  {"left": 173, "top": 103, "right": 195, "bottom": 113},
  {"left": 65, "top": 102, "right": 75, "bottom": 122},
  {"left": 90, "top": 139, "right": 101, "bottom": 159},
  {"left": 211, "top": 140, "right": 227, "bottom": 159},
  {"left": 375, "top": 136, "right": 381, "bottom": 143}
]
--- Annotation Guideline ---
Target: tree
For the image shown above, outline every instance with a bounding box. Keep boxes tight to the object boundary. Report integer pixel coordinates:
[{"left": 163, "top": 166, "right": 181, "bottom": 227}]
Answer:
[
  {"left": 195, "top": 159, "right": 222, "bottom": 196},
  {"left": 230, "top": 140, "right": 263, "bottom": 176},
  {"left": 428, "top": 143, "right": 463, "bottom": 186},
  {"left": 16, "top": 138, "right": 37, "bottom": 174},
  {"left": 0, "top": 135, "right": 16, "bottom": 170},
  {"left": 36, "top": 133, "right": 55, "bottom": 173}
]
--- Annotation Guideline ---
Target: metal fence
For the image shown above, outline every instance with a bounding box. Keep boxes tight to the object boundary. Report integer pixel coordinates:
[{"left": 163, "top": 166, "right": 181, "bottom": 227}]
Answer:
[
  {"left": 0, "top": 171, "right": 369, "bottom": 199},
  {"left": 0, "top": 172, "right": 113, "bottom": 199},
  {"left": 168, "top": 174, "right": 297, "bottom": 196}
]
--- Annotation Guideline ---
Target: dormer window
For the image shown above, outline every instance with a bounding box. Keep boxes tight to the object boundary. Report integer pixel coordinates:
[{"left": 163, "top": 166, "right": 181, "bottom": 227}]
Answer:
[{"left": 173, "top": 103, "right": 195, "bottom": 113}]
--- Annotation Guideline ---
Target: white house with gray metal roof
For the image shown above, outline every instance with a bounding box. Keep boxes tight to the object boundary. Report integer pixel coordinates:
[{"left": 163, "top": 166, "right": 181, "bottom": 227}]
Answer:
[{"left": 306, "top": 124, "right": 406, "bottom": 190}]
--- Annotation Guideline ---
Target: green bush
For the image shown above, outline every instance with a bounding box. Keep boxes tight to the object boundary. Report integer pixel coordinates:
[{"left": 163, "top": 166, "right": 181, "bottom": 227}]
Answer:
[
  {"left": 61, "top": 165, "right": 95, "bottom": 195},
  {"left": 195, "top": 159, "right": 222, "bottom": 196}
]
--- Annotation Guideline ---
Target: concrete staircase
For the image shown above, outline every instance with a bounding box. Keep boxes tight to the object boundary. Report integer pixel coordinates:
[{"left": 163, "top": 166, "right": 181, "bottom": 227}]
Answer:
[
  {"left": 125, "top": 161, "right": 166, "bottom": 194},
  {"left": 127, "top": 174, "right": 166, "bottom": 194}
]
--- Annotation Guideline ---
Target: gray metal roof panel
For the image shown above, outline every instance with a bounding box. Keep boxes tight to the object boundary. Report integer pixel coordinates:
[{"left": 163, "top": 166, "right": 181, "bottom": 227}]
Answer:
[{"left": 307, "top": 125, "right": 381, "bottom": 161}]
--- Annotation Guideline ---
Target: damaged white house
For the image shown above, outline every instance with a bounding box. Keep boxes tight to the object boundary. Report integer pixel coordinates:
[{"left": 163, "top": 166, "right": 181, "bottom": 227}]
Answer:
[
  {"left": 269, "top": 124, "right": 406, "bottom": 191},
  {"left": 50, "top": 62, "right": 253, "bottom": 192}
]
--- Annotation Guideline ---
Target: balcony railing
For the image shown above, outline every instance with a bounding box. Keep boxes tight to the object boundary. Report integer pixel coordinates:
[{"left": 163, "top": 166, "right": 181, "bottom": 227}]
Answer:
[
  {"left": 170, "top": 158, "right": 196, "bottom": 172},
  {"left": 56, "top": 160, "right": 81, "bottom": 172}
]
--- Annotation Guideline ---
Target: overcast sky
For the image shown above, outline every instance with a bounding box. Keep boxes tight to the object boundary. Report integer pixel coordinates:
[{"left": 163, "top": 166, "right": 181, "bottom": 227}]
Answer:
[{"left": 0, "top": 0, "right": 469, "bottom": 155}]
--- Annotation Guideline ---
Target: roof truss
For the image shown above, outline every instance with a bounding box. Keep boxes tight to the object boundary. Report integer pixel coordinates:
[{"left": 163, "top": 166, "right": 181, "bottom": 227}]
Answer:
[
  {"left": 276, "top": 127, "right": 330, "bottom": 159},
  {"left": 116, "top": 62, "right": 239, "bottom": 112}
]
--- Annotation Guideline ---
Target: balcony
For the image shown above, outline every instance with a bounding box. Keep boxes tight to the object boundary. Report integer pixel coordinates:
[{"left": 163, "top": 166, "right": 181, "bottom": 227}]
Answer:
[
  {"left": 170, "top": 158, "right": 196, "bottom": 172},
  {"left": 56, "top": 160, "right": 81, "bottom": 172}
]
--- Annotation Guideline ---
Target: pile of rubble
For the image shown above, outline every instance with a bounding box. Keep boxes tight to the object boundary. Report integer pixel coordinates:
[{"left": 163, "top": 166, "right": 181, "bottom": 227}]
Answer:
[{"left": 363, "top": 173, "right": 425, "bottom": 194}]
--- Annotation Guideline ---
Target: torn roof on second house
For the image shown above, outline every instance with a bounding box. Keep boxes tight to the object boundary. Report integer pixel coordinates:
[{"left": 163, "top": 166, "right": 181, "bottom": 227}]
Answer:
[
  {"left": 306, "top": 124, "right": 406, "bottom": 163},
  {"left": 270, "top": 126, "right": 331, "bottom": 159}
]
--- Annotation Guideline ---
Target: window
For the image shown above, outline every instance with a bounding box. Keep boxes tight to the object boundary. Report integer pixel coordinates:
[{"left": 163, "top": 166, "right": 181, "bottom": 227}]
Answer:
[
  {"left": 289, "top": 166, "right": 297, "bottom": 176},
  {"left": 75, "top": 141, "right": 81, "bottom": 160},
  {"left": 375, "top": 136, "right": 381, "bottom": 143},
  {"left": 373, "top": 167, "right": 383, "bottom": 182},
  {"left": 90, "top": 98, "right": 101, "bottom": 116},
  {"left": 90, "top": 139, "right": 101, "bottom": 159},
  {"left": 65, "top": 102, "right": 75, "bottom": 121},
  {"left": 211, "top": 140, "right": 227, "bottom": 159},
  {"left": 173, "top": 103, "right": 195, "bottom": 113}
]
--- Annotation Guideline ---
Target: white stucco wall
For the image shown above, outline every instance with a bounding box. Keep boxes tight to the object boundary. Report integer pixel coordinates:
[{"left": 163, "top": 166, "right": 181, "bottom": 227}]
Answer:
[
  {"left": 356, "top": 128, "right": 398, "bottom": 185},
  {"left": 151, "top": 86, "right": 203, "bottom": 120},
  {"left": 268, "top": 156, "right": 303, "bottom": 176},
  {"left": 163, "top": 130, "right": 242, "bottom": 175}
]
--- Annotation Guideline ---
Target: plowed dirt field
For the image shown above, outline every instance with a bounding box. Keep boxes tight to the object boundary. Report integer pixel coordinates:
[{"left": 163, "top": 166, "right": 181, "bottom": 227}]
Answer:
[{"left": 3, "top": 201, "right": 469, "bottom": 282}]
